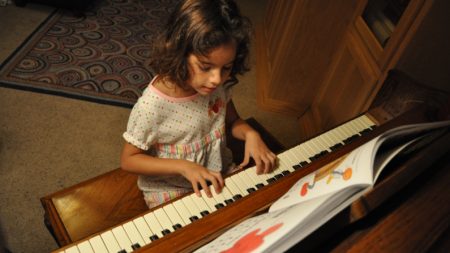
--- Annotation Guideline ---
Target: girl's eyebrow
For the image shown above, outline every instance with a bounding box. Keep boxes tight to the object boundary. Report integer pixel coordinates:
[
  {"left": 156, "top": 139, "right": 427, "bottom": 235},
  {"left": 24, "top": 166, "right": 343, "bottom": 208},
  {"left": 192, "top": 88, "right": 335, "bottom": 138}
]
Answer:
[{"left": 198, "top": 59, "right": 234, "bottom": 66}]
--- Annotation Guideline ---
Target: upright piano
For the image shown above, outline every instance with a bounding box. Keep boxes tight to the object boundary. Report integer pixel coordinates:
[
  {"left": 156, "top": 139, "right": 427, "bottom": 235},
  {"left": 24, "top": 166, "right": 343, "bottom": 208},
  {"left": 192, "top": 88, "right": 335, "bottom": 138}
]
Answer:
[{"left": 49, "top": 71, "right": 450, "bottom": 253}]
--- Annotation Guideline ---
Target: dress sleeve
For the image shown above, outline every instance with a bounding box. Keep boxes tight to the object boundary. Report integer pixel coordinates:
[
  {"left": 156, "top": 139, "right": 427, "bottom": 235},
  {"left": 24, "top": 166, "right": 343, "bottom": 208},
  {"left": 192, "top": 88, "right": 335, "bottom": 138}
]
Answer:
[{"left": 122, "top": 99, "right": 156, "bottom": 150}]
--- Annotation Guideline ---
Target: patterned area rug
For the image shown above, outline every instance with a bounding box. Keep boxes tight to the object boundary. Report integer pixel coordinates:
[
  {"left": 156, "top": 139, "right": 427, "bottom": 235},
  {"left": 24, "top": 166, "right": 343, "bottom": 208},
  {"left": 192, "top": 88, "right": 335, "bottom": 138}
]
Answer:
[{"left": 0, "top": 0, "right": 178, "bottom": 107}]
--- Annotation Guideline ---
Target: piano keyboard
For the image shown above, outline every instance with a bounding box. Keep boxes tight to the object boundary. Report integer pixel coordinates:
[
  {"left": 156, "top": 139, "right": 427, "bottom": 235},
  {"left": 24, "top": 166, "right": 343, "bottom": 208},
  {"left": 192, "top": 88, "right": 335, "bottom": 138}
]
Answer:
[{"left": 57, "top": 114, "right": 376, "bottom": 253}]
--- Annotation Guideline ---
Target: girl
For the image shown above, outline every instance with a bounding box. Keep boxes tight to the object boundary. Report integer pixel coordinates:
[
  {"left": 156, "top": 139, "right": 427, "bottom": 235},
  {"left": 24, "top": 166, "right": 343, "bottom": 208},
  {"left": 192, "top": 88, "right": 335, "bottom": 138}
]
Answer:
[{"left": 121, "top": 0, "right": 277, "bottom": 209}]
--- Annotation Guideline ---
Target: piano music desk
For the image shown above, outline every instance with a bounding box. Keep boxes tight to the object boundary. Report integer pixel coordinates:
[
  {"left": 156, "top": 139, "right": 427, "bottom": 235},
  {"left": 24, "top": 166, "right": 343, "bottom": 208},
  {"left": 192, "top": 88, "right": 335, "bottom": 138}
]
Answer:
[{"left": 40, "top": 118, "right": 285, "bottom": 247}]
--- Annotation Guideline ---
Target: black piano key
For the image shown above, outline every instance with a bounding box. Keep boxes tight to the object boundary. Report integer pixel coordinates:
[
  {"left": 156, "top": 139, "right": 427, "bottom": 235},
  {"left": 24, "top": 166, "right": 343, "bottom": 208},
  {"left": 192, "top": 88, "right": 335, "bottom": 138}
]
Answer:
[
  {"left": 293, "top": 164, "right": 302, "bottom": 170},
  {"left": 330, "top": 143, "right": 343, "bottom": 151},
  {"left": 215, "top": 203, "right": 225, "bottom": 209},
  {"left": 225, "top": 199, "right": 234, "bottom": 204},
  {"left": 200, "top": 210, "right": 210, "bottom": 217},
  {"left": 256, "top": 183, "right": 265, "bottom": 189},
  {"left": 149, "top": 235, "right": 159, "bottom": 241},
  {"left": 132, "top": 243, "right": 141, "bottom": 250},
  {"left": 247, "top": 187, "right": 256, "bottom": 193},
  {"left": 282, "top": 170, "right": 290, "bottom": 176},
  {"left": 343, "top": 134, "right": 359, "bottom": 144},
  {"left": 232, "top": 194, "right": 242, "bottom": 201},
  {"left": 118, "top": 250, "right": 127, "bottom": 253},
  {"left": 275, "top": 173, "right": 284, "bottom": 179},
  {"left": 162, "top": 229, "right": 171, "bottom": 236},
  {"left": 173, "top": 224, "right": 182, "bottom": 230},
  {"left": 267, "top": 177, "right": 276, "bottom": 184},
  {"left": 360, "top": 127, "right": 373, "bottom": 135},
  {"left": 299, "top": 161, "right": 309, "bottom": 166},
  {"left": 189, "top": 215, "right": 199, "bottom": 222}
]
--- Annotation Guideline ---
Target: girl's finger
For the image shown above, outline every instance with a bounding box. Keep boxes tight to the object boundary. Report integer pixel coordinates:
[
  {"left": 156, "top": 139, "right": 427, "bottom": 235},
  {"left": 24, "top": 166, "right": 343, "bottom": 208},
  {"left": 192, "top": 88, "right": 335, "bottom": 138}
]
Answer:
[
  {"left": 200, "top": 179, "right": 212, "bottom": 198},
  {"left": 239, "top": 151, "right": 250, "bottom": 169},
  {"left": 192, "top": 181, "right": 201, "bottom": 197}
]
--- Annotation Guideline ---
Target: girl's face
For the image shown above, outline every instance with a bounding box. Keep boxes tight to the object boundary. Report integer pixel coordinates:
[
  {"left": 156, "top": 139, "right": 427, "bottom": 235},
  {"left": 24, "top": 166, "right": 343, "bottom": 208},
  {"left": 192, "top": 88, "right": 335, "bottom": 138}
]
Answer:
[{"left": 186, "top": 41, "right": 236, "bottom": 96}]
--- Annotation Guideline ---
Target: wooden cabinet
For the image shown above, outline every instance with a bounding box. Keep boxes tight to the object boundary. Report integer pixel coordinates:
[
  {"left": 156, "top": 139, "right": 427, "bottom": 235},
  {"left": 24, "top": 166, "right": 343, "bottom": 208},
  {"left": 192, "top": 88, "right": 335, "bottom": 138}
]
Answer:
[{"left": 256, "top": 0, "right": 434, "bottom": 141}]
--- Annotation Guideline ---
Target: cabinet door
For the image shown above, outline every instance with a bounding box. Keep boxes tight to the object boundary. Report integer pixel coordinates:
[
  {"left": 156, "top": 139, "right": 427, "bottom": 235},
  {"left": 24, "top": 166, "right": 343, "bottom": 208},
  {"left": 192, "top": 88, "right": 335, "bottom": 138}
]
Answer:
[
  {"left": 256, "top": 0, "right": 358, "bottom": 116},
  {"left": 300, "top": 28, "right": 380, "bottom": 137}
]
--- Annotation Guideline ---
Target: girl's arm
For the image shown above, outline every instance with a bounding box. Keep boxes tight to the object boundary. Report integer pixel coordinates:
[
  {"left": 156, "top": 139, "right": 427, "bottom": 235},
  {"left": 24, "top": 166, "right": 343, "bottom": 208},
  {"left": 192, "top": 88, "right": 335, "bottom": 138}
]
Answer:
[
  {"left": 226, "top": 100, "right": 277, "bottom": 174},
  {"left": 120, "top": 143, "right": 224, "bottom": 197}
]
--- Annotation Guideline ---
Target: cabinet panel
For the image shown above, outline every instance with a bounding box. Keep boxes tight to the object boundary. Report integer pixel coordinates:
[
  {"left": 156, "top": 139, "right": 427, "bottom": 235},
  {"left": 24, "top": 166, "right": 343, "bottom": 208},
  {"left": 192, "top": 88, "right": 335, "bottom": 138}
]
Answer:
[
  {"left": 302, "top": 29, "right": 380, "bottom": 137},
  {"left": 257, "top": 0, "right": 358, "bottom": 116}
]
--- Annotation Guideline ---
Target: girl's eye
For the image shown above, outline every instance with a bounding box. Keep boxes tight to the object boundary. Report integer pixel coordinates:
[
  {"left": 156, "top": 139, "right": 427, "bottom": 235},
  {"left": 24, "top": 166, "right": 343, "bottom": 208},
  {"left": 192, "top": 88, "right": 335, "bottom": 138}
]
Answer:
[
  {"left": 199, "top": 65, "right": 211, "bottom": 72},
  {"left": 223, "top": 66, "right": 232, "bottom": 72}
]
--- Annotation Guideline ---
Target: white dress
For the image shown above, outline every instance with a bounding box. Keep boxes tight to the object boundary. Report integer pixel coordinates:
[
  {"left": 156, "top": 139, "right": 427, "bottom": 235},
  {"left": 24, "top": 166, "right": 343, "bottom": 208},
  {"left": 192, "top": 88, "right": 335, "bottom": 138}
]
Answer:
[{"left": 123, "top": 76, "right": 234, "bottom": 207}]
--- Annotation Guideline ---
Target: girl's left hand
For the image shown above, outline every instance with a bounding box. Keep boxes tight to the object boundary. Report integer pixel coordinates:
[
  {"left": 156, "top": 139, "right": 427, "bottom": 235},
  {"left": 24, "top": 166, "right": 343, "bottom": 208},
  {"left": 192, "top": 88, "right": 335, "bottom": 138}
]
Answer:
[{"left": 239, "top": 131, "right": 277, "bottom": 174}]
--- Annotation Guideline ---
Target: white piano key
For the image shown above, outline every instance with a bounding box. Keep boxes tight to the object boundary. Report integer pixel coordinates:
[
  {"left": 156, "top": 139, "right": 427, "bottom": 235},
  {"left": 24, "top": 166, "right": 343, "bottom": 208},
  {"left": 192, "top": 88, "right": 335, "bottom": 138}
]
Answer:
[
  {"left": 64, "top": 246, "right": 79, "bottom": 253},
  {"left": 246, "top": 165, "right": 271, "bottom": 183},
  {"left": 303, "top": 142, "right": 319, "bottom": 156},
  {"left": 181, "top": 194, "right": 202, "bottom": 219},
  {"left": 209, "top": 185, "right": 227, "bottom": 204},
  {"left": 349, "top": 121, "right": 363, "bottom": 135},
  {"left": 236, "top": 172, "right": 256, "bottom": 192},
  {"left": 199, "top": 189, "right": 218, "bottom": 211},
  {"left": 77, "top": 241, "right": 94, "bottom": 253},
  {"left": 334, "top": 130, "right": 347, "bottom": 143},
  {"left": 317, "top": 131, "right": 334, "bottom": 147},
  {"left": 280, "top": 152, "right": 299, "bottom": 168},
  {"left": 361, "top": 115, "right": 375, "bottom": 127},
  {"left": 189, "top": 193, "right": 212, "bottom": 214},
  {"left": 348, "top": 119, "right": 363, "bottom": 133},
  {"left": 332, "top": 127, "right": 348, "bottom": 142},
  {"left": 278, "top": 159, "right": 295, "bottom": 172},
  {"left": 224, "top": 177, "right": 245, "bottom": 197},
  {"left": 111, "top": 226, "right": 133, "bottom": 253},
  {"left": 307, "top": 140, "right": 321, "bottom": 153},
  {"left": 154, "top": 208, "right": 175, "bottom": 233},
  {"left": 163, "top": 203, "right": 186, "bottom": 226},
  {"left": 132, "top": 217, "right": 152, "bottom": 245},
  {"left": 325, "top": 132, "right": 341, "bottom": 146},
  {"left": 341, "top": 123, "right": 356, "bottom": 138},
  {"left": 298, "top": 144, "right": 314, "bottom": 160},
  {"left": 241, "top": 168, "right": 264, "bottom": 186},
  {"left": 143, "top": 212, "right": 164, "bottom": 238},
  {"left": 312, "top": 137, "right": 330, "bottom": 152},
  {"left": 290, "top": 146, "right": 311, "bottom": 163},
  {"left": 354, "top": 117, "right": 369, "bottom": 131},
  {"left": 100, "top": 230, "right": 121, "bottom": 253},
  {"left": 228, "top": 174, "right": 250, "bottom": 195},
  {"left": 248, "top": 163, "right": 270, "bottom": 179},
  {"left": 123, "top": 221, "right": 145, "bottom": 249},
  {"left": 172, "top": 199, "right": 193, "bottom": 225},
  {"left": 88, "top": 235, "right": 109, "bottom": 253},
  {"left": 284, "top": 147, "right": 303, "bottom": 164},
  {"left": 220, "top": 186, "right": 235, "bottom": 202}
]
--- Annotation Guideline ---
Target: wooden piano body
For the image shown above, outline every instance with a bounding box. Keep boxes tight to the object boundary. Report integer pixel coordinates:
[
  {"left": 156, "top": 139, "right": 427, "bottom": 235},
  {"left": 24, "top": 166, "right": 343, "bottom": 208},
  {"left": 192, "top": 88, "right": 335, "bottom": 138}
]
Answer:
[{"left": 42, "top": 71, "right": 450, "bottom": 252}]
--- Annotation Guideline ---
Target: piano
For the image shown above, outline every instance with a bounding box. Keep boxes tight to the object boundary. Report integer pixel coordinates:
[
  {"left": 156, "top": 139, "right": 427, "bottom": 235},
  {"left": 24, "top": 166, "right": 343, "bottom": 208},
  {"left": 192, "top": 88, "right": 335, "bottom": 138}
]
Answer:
[{"left": 50, "top": 72, "right": 450, "bottom": 253}]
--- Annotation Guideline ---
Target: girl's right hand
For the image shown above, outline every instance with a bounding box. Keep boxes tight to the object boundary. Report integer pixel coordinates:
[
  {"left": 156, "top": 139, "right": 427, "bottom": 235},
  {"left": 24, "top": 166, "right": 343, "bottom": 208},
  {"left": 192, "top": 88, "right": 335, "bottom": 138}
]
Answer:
[{"left": 180, "top": 161, "right": 224, "bottom": 198}]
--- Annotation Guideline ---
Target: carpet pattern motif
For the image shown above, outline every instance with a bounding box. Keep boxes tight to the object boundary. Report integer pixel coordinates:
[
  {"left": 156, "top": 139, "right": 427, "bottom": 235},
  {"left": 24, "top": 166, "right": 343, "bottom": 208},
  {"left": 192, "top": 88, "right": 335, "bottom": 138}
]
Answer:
[{"left": 0, "top": 0, "right": 178, "bottom": 106}]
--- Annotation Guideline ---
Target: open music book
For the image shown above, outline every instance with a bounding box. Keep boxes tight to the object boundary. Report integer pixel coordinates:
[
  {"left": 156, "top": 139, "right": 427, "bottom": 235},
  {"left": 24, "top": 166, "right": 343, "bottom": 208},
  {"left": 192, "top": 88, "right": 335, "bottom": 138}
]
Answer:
[{"left": 195, "top": 119, "right": 450, "bottom": 253}]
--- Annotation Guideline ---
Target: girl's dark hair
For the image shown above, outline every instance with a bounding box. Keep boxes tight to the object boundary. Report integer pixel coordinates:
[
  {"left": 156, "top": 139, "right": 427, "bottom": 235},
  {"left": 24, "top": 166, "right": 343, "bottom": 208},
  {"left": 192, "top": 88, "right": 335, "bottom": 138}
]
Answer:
[{"left": 149, "top": 0, "right": 252, "bottom": 89}]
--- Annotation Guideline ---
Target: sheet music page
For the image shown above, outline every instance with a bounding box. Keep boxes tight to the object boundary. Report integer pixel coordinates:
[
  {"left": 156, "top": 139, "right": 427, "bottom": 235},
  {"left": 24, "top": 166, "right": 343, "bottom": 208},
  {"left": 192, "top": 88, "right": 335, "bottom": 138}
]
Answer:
[
  {"left": 194, "top": 192, "right": 334, "bottom": 253},
  {"left": 372, "top": 119, "right": 450, "bottom": 182},
  {"left": 269, "top": 146, "right": 374, "bottom": 213}
]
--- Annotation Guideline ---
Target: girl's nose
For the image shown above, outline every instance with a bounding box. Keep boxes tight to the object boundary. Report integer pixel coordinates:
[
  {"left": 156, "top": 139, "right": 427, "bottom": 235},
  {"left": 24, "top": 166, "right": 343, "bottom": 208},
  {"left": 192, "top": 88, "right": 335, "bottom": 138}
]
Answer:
[{"left": 209, "top": 69, "right": 222, "bottom": 86}]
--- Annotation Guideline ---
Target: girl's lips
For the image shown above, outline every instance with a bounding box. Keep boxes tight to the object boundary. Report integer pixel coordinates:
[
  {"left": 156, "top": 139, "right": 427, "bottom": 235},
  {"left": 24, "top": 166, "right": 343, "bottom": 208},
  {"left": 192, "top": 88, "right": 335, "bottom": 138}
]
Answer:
[{"left": 202, "top": 87, "right": 216, "bottom": 93}]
